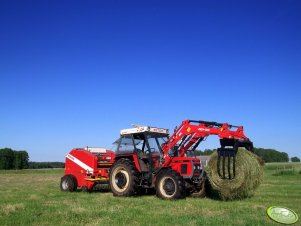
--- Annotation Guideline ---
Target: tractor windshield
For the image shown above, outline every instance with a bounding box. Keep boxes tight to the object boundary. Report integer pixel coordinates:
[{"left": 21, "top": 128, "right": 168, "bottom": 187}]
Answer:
[
  {"left": 147, "top": 136, "right": 168, "bottom": 153},
  {"left": 157, "top": 137, "right": 167, "bottom": 149},
  {"left": 147, "top": 136, "right": 161, "bottom": 153}
]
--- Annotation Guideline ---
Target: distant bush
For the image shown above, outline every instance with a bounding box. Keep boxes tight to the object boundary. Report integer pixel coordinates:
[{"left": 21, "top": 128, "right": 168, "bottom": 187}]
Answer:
[{"left": 291, "top": 157, "right": 300, "bottom": 162}]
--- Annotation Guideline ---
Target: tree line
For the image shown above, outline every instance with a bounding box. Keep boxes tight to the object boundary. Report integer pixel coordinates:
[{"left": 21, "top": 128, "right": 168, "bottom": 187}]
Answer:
[
  {"left": 28, "top": 161, "right": 64, "bottom": 169},
  {"left": 196, "top": 147, "right": 300, "bottom": 163},
  {"left": 253, "top": 148, "right": 289, "bottom": 162},
  {"left": 0, "top": 148, "right": 65, "bottom": 170},
  {"left": 0, "top": 148, "right": 29, "bottom": 169}
]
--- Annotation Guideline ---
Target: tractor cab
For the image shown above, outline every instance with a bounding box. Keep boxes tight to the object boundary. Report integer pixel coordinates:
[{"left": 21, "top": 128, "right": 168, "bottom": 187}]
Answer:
[{"left": 112, "top": 125, "right": 169, "bottom": 173}]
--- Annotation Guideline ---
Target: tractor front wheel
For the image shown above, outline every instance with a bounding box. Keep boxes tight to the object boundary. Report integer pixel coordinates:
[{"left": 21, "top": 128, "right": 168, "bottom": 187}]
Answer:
[
  {"left": 155, "top": 169, "right": 185, "bottom": 200},
  {"left": 109, "top": 159, "right": 140, "bottom": 196}
]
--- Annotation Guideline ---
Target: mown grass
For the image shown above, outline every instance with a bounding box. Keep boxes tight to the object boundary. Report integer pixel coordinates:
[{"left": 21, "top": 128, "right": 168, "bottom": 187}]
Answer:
[{"left": 0, "top": 163, "right": 300, "bottom": 226}]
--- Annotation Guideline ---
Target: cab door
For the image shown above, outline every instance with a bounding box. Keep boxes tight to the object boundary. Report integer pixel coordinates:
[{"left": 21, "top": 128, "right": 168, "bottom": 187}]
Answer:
[{"left": 146, "top": 135, "right": 163, "bottom": 169}]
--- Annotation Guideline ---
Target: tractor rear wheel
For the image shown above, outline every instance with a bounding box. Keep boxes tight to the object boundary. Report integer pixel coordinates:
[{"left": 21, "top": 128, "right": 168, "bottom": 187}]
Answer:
[
  {"left": 60, "top": 175, "right": 77, "bottom": 192},
  {"left": 155, "top": 169, "right": 186, "bottom": 200},
  {"left": 109, "top": 159, "right": 140, "bottom": 196}
]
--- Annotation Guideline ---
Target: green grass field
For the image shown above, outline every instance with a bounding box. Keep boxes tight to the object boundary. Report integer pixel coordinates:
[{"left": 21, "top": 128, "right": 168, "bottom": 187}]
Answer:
[{"left": 0, "top": 163, "right": 300, "bottom": 226}]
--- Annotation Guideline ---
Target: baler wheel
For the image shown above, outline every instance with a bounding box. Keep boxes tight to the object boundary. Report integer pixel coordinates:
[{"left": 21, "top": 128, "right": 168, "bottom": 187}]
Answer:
[
  {"left": 155, "top": 169, "right": 186, "bottom": 200},
  {"left": 71, "top": 175, "right": 78, "bottom": 191},
  {"left": 60, "top": 175, "right": 77, "bottom": 192},
  {"left": 109, "top": 159, "right": 140, "bottom": 196}
]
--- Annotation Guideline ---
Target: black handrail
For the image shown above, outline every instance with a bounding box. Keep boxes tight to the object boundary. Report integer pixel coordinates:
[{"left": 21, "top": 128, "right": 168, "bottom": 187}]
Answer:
[{"left": 189, "top": 120, "right": 239, "bottom": 128}]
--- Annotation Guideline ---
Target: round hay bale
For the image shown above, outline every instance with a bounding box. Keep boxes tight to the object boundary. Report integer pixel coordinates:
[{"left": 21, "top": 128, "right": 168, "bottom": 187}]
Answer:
[{"left": 206, "top": 149, "right": 264, "bottom": 200}]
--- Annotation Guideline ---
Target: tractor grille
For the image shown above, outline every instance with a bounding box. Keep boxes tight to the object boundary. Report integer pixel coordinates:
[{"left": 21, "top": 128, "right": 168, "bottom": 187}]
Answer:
[
  {"left": 181, "top": 164, "right": 188, "bottom": 174},
  {"left": 193, "top": 164, "right": 201, "bottom": 175}
]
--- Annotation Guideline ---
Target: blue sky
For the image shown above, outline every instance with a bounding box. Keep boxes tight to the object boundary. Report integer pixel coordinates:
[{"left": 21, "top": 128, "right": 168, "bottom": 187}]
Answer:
[{"left": 1, "top": 0, "right": 300, "bottom": 161}]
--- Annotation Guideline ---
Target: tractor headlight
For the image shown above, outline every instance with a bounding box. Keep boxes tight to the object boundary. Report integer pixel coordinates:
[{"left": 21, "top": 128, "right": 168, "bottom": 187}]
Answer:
[{"left": 194, "top": 165, "right": 200, "bottom": 170}]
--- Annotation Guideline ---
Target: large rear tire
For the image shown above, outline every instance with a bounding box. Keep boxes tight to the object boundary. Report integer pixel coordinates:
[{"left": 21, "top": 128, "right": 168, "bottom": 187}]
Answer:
[
  {"left": 109, "top": 159, "right": 140, "bottom": 196},
  {"left": 155, "top": 169, "right": 186, "bottom": 200},
  {"left": 60, "top": 175, "right": 77, "bottom": 192}
]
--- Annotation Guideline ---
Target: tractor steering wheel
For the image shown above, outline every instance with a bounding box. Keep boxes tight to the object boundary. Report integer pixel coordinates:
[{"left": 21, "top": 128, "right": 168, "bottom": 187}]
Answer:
[{"left": 136, "top": 149, "right": 142, "bottom": 154}]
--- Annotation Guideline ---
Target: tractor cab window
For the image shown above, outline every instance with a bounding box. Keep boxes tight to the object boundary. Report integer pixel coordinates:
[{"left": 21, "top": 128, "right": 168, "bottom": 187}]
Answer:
[
  {"left": 111, "top": 138, "right": 120, "bottom": 152},
  {"left": 147, "top": 135, "right": 161, "bottom": 153},
  {"left": 134, "top": 139, "right": 144, "bottom": 150},
  {"left": 157, "top": 137, "right": 167, "bottom": 150},
  {"left": 116, "top": 136, "right": 135, "bottom": 154},
  {"left": 133, "top": 137, "right": 146, "bottom": 155}
]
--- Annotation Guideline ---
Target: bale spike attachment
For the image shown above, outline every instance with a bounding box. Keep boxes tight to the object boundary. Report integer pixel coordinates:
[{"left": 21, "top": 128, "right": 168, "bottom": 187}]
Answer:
[
  {"left": 217, "top": 139, "right": 254, "bottom": 180},
  {"left": 217, "top": 148, "right": 237, "bottom": 180}
]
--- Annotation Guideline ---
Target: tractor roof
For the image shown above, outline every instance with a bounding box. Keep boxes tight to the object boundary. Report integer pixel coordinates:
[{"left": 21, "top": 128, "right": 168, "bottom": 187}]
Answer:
[{"left": 120, "top": 125, "right": 169, "bottom": 135}]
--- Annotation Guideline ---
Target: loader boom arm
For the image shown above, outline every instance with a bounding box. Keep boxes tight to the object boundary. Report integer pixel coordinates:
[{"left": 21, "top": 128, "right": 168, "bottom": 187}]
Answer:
[{"left": 162, "top": 120, "right": 253, "bottom": 160}]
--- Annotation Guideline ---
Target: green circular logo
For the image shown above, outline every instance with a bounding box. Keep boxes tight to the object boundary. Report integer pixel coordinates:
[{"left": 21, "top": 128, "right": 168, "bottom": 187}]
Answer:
[{"left": 267, "top": 206, "right": 298, "bottom": 224}]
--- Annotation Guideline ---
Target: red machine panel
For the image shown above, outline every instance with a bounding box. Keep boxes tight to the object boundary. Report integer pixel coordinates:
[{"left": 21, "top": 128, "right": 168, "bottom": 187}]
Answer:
[{"left": 64, "top": 148, "right": 115, "bottom": 190}]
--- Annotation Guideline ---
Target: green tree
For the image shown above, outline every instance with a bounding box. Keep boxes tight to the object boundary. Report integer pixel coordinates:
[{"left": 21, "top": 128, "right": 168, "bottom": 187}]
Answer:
[
  {"left": 291, "top": 156, "right": 300, "bottom": 162},
  {"left": 0, "top": 148, "right": 15, "bottom": 169},
  {"left": 0, "top": 148, "right": 29, "bottom": 169},
  {"left": 14, "top": 151, "right": 21, "bottom": 169},
  {"left": 19, "top": 151, "right": 29, "bottom": 169}
]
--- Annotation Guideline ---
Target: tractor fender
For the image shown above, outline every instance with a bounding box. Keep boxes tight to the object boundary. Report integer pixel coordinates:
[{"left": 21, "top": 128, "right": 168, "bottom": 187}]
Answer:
[
  {"left": 151, "top": 166, "right": 172, "bottom": 187},
  {"left": 114, "top": 155, "right": 141, "bottom": 172}
]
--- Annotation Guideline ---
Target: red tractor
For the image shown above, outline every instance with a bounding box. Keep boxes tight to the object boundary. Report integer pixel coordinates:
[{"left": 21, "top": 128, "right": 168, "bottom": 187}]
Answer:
[{"left": 61, "top": 120, "right": 253, "bottom": 199}]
